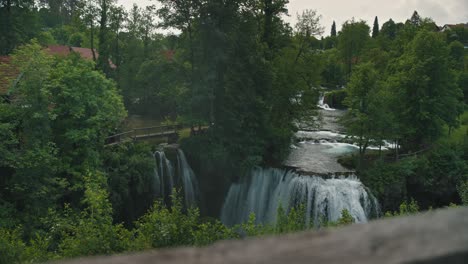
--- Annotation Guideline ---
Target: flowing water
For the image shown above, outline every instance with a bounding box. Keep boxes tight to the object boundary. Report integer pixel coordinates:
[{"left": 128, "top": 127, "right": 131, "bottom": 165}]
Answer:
[
  {"left": 221, "top": 168, "right": 380, "bottom": 226},
  {"left": 221, "top": 92, "right": 382, "bottom": 226},
  {"left": 177, "top": 149, "right": 200, "bottom": 208},
  {"left": 153, "top": 149, "right": 200, "bottom": 208}
]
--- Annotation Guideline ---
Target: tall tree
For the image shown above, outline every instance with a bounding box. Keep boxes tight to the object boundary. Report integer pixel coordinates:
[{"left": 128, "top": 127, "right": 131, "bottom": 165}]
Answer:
[
  {"left": 294, "top": 9, "right": 323, "bottom": 62},
  {"left": 157, "top": 0, "right": 200, "bottom": 76},
  {"left": 409, "top": 10, "right": 422, "bottom": 26},
  {"left": 343, "top": 63, "right": 378, "bottom": 163},
  {"left": 372, "top": 16, "right": 379, "bottom": 38},
  {"left": 97, "top": 0, "right": 115, "bottom": 75},
  {"left": 83, "top": 0, "right": 98, "bottom": 61},
  {"left": 0, "top": 0, "right": 40, "bottom": 55},
  {"left": 108, "top": 5, "right": 126, "bottom": 74},
  {"left": 380, "top": 18, "right": 397, "bottom": 40},
  {"left": 388, "top": 30, "right": 463, "bottom": 150},
  {"left": 331, "top": 20, "right": 336, "bottom": 37},
  {"left": 261, "top": 0, "right": 289, "bottom": 53},
  {"left": 337, "top": 19, "right": 370, "bottom": 79}
]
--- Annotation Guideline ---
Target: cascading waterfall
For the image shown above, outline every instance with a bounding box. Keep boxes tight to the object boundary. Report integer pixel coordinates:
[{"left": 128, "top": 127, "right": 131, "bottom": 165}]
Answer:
[
  {"left": 152, "top": 149, "right": 200, "bottom": 208},
  {"left": 317, "top": 92, "right": 334, "bottom": 110},
  {"left": 221, "top": 167, "right": 380, "bottom": 227},
  {"left": 153, "top": 151, "right": 175, "bottom": 198},
  {"left": 177, "top": 149, "right": 200, "bottom": 208}
]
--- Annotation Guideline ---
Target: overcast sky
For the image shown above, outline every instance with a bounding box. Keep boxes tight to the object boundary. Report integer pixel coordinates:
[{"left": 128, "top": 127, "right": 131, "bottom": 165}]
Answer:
[{"left": 120, "top": 0, "right": 468, "bottom": 36}]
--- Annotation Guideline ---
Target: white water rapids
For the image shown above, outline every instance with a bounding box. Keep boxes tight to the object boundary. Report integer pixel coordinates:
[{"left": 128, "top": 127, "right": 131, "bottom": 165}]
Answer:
[{"left": 221, "top": 92, "right": 384, "bottom": 226}]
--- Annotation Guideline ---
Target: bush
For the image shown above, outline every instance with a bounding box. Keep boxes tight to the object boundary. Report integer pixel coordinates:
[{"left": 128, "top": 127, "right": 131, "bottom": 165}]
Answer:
[
  {"left": 58, "top": 172, "right": 132, "bottom": 258},
  {"left": 361, "top": 159, "right": 414, "bottom": 212},
  {"left": 360, "top": 141, "right": 467, "bottom": 212},
  {"left": 457, "top": 180, "right": 468, "bottom": 205},
  {"left": 324, "top": 89, "right": 348, "bottom": 109},
  {"left": 385, "top": 200, "right": 420, "bottom": 217},
  {"left": 0, "top": 228, "right": 26, "bottom": 264},
  {"left": 102, "top": 143, "right": 156, "bottom": 226}
]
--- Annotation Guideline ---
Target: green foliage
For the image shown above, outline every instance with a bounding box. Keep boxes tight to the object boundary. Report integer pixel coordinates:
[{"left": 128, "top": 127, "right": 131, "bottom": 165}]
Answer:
[
  {"left": 322, "top": 209, "right": 355, "bottom": 228},
  {"left": 133, "top": 191, "right": 199, "bottom": 249},
  {"left": 325, "top": 89, "right": 347, "bottom": 109},
  {"left": 193, "top": 220, "right": 238, "bottom": 247},
  {"left": 337, "top": 209, "right": 355, "bottom": 226},
  {"left": 68, "top": 33, "right": 85, "bottom": 47},
  {"left": 0, "top": 228, "right": 26, "bottom": 264},
  {"left": 338, "top": 19, "right": 371, "bottom": 78},
  {"left": 372, "top": 17, "right": 379, "bottom": 38},
  {"left": 331, "top": 21, "right": 337, "bottom": 37},
  {"left": 385, "top": 199, "right": 420, "bottom": 217},
  {"left": 275, "top": 204, "right": 307, "bottom": 233},
  {"left": 457, "top": 180, "right": 468, "bottom": 205},
  {"left": 102, "top": 143, "right": 156, "bottom": 226},
  {"left": 360, "top": 140, "right": 467, "bottom": 212},
  {"left": 0, "top": 3, "right": 41, "bottom": 55},
  {"left": 388, "top": 30, "right": 463, "bottom": 150},
  {"left": 36, "top": 31, "right": 57, "bottom": 46},
  {"left": 58, "top": 172, "right": 132, "bottom": 258},
  {"left": 320, "top": 48, "right": 345, "bottom": 87},
  {"left": 361, "top": 159, "right": 413, "bottom": 212}
]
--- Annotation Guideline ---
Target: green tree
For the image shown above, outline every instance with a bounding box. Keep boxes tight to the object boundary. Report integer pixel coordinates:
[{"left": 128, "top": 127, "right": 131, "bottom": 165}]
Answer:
[
  {"left": 58, "top": 172, "right": 132, "bottom": 258},
  {"left": 343, "top": 63, "right": 380, "bottom": 163},
  {"left": 388, "top": 30, "right": 463, "bottom": 150},
  {"left": 372, "top": 16, "right": 379, "bottom": 38},
  {"left": 331, "top": 20, "right": 336, "bottom": 37},
  {"left": 0, "top": 0, "right": 40, "bottom": 55},
  {"left": 0, "top": 41, "right": 126, "bottom": 237},
  {"left": 338, "top": 19, "right": 371, "bottom": 78},
  {"left": 381, "top": 19, "right": 396, "bottom": 39},
  {"left": 102, "top": 143, "right": 156, "bottom": 226},
  {"left": 409, "top": 10, "right": 422, "bottom": 26}
]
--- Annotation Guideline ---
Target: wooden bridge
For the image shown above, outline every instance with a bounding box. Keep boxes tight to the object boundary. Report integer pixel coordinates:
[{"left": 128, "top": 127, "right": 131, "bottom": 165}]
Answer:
[{"left": 105, "top": 124, "right": 183, "bottom": 146}]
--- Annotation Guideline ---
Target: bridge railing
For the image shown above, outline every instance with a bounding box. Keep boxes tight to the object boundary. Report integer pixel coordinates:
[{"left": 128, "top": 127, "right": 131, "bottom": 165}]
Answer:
[
  {"left": 133, "top": 124, "right": 182, "bottom": 138},
  {"left": 105, "top": 124, "right": 183, "bottom": 145}
]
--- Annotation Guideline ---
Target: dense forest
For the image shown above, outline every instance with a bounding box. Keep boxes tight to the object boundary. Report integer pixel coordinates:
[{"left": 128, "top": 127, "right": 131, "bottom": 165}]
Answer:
[{"left": 0, "top": 0, "right": 467, "bottom": 263}]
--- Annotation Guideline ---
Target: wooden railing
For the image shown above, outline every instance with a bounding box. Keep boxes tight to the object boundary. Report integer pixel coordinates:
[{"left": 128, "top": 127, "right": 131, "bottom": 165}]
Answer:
[{"left": 105, "top": 124, "right": 183, "bottom": 145}]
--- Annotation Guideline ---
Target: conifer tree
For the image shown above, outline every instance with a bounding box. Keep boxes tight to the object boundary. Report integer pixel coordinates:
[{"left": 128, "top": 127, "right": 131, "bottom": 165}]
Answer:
[
  {"left": 372, "top": 16, "right": 379, "bottom": 38},
  {"left": 331, "top": 21, "right": 337, "bottom": 37}
]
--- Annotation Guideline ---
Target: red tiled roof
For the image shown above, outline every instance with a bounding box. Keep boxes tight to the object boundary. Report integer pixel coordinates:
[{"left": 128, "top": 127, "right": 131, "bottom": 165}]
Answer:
[
  {"left": 71, "top": 47, "right": 96, "bottom": 60},
  {"left": 0, "top": 56, "right": 19, "bottom": 95},
  {"left": 0, "top": 45, "right": 117, "bottom": 95},
  {"left": 46, "top": 45, "right": 116, "bottom": 68},
  {"left": 46, "top": 45, "right": 97, "bottom": 60}
]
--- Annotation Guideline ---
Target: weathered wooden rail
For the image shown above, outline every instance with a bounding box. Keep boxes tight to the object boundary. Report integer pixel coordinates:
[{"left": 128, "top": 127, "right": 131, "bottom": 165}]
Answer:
[
  {"left": 105, "top": 124, "right": 183, "bottom": 146},
  {"left": 56, "top": 207, "right": 468, "bottom": 264}
]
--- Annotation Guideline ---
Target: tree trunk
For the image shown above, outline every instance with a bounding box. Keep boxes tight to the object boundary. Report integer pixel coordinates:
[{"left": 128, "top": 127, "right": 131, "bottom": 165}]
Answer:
[
  {"left": 395, "top": 139, "right": 399, "bottom": 161},
  {"left": 90, "top": 23, "right": 96, "bottom": 61}
]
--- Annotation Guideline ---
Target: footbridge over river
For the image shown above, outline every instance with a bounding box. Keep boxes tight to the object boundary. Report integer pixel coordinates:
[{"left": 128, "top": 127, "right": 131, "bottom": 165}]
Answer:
[
  {"left": 105, "top": 124, "right": 183, "bottom": 146},
  {"left": 105, "top": 124, "right": 207, "bottom": 146}
]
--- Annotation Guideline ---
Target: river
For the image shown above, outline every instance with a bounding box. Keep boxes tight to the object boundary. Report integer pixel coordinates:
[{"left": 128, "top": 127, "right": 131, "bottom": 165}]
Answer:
[{"left": 220, "top": 95, "right": 381, "bottom": 226}]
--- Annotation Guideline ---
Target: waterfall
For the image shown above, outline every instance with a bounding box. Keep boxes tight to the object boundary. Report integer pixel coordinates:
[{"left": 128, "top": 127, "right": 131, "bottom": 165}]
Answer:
[
  {"left": 152, "top": 149, "right": 199, "bottom": 208},
  {"left": 177, "top": 149, "right": 200, "bottom": 208},
  {"left": 153, "top": 151, "right": 175, "bottom": 198},
  {"left": 221, "top": 167, "right": 380, "bottom": 227},
  {"left": 318, "top": 93, "right": 334, "bottom": 111}
]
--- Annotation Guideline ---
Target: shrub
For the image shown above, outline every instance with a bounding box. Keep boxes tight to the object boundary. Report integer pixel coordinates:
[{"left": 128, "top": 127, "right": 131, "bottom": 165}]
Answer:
[{"left": 325, "top": 89, "right": 348, "bottom": 109}]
